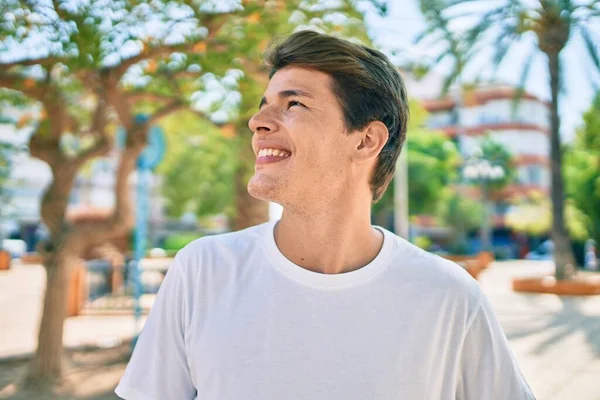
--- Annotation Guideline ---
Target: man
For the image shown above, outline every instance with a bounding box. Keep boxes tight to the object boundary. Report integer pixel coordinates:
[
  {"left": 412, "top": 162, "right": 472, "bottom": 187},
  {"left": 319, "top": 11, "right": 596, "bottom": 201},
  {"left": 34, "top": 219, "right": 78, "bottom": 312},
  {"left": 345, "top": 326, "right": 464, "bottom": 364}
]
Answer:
[{"left": 116, "top": 30, "right": 535, "bottom": 399}]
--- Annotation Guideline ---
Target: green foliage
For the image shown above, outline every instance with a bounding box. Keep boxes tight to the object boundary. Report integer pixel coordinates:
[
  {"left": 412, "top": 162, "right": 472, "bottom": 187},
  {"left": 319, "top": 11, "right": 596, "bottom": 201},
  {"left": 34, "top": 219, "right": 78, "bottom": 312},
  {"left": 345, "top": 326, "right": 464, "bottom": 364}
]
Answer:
[
  {"left": 162, "top": 233, "right": 201, "bottom": 251},
  {"left": 412, "top": 235, "right": 432, "bottom": 250},
  {"left": 158, "top": 110, "right": 236, "bottom": 219},
  {"left": 406, "top": 101, "right": 461, "bottom": 215},
  {"left": 565, "top": 92, "right": 600, "bottom": 245},
  {"left": 471, "top": 134, "right": 516, "bottom": 193},
  {"left": 505, "top": 191, "right": 589, "bottom": 241},
  {"left": 373, "top": 99, "right": 461, "bottom": 217},
  {"left": 437, "top": 189, "right": 484, "bottom": 253},
  {"left": 0, "top": 142, "right": 20, "bottom": 213},
  {"left": 0, "top": 141, "right": 22, "bottom": 246}
]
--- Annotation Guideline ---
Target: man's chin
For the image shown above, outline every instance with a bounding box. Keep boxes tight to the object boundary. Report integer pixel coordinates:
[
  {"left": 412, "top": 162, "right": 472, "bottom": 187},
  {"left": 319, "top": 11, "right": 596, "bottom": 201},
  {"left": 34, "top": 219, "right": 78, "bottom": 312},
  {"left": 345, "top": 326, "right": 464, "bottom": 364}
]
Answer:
[{"left": 247, "top": 179, "right": 278, "bottom": 203}]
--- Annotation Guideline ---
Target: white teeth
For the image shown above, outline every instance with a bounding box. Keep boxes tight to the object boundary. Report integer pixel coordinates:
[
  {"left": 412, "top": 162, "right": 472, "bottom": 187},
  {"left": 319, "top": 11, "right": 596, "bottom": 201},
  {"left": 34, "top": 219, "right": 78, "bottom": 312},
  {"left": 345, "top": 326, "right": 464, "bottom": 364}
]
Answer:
[{"left": 257, "top": 148, "right": 290, "bottom": 158}]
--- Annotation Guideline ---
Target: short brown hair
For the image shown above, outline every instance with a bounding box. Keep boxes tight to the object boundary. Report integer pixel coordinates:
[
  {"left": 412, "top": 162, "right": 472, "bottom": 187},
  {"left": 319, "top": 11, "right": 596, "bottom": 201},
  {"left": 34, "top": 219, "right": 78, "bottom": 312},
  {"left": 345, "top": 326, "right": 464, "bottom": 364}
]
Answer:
[{"left": 265, "top": 30, "right": 409, "bottom": 203}]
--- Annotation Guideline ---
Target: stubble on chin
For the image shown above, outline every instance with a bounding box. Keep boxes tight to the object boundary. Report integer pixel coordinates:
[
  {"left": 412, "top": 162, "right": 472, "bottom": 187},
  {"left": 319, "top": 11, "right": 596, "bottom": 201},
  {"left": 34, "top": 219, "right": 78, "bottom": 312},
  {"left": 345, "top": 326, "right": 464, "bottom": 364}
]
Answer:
[{"left": 247, "top": 174, "right": 284, "bottom": 203}]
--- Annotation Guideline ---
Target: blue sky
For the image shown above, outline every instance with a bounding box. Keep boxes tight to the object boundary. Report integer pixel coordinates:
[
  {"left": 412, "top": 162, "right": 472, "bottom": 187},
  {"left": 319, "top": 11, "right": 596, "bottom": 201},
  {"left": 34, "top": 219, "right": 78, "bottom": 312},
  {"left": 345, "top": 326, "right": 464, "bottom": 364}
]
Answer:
[{"left": 364, "top": 0, "right": 600, "bottom": 141}]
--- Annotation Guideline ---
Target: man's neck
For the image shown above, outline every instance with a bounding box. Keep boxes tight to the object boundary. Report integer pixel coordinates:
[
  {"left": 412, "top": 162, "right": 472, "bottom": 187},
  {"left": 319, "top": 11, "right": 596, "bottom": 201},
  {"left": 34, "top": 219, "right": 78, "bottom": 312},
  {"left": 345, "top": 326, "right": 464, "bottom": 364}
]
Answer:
[{"left": 274, "top": 206, "right": 384, "bottom": 275}]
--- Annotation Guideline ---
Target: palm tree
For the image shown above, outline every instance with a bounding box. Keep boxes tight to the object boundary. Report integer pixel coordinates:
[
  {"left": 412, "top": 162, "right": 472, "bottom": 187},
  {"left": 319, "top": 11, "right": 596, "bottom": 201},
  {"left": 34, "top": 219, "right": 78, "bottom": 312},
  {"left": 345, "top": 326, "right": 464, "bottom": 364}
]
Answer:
[{"left": 417, "top": 0, "right": 600, "bottom": 279}]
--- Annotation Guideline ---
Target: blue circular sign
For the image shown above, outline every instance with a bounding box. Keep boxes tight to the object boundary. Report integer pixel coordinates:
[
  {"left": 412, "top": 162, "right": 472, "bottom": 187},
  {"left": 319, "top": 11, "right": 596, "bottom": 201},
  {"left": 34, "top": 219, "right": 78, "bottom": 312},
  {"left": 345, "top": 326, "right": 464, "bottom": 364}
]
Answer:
[{"left": 115, "top": 115, "right": 166, "bottom": 170}]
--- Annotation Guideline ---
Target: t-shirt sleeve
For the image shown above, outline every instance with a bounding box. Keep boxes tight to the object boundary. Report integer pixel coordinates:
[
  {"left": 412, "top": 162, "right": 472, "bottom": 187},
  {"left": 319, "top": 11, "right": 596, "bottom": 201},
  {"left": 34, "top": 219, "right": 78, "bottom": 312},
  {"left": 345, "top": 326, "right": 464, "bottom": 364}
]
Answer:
[
  {"left": 115, "top": 259, "right": 196, "bottom": 400},
  {"left": 456, "top": 293, "right": 536, "bottom": 400}
]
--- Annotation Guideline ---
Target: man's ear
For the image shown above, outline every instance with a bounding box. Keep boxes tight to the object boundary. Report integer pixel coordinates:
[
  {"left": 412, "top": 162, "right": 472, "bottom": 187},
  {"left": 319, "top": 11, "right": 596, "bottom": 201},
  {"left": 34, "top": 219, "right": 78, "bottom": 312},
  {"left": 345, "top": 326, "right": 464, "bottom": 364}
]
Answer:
[{"left": 353, "top": 121, "right": 389, "bottom": 164}]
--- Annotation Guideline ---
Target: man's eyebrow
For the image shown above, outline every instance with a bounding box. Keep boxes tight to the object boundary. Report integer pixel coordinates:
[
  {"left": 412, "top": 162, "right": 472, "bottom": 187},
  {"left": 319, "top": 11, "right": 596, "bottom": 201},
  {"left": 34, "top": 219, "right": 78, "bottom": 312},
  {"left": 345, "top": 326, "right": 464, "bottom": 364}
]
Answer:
[{"left": 259, "top": 89, "right": 315, "bottom": 109}]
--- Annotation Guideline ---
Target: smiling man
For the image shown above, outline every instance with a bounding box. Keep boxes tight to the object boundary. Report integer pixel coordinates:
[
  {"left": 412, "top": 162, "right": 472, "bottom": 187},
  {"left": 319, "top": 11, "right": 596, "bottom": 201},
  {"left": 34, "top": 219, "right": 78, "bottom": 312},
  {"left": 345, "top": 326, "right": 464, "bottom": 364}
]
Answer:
[{"left": 116, "top": 31, "right": 535, "bottom": 400}]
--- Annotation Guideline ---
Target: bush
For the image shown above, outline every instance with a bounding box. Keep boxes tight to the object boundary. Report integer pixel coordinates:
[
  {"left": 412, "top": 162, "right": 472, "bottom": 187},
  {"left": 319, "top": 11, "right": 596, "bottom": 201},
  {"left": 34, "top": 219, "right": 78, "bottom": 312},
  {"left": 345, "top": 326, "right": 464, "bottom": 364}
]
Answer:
[
  {"left": 162, "top": 233, "right": 201, "bottom": 251},
  {"left": 412, "top": 236, "right": 432, "bottom": 251}
]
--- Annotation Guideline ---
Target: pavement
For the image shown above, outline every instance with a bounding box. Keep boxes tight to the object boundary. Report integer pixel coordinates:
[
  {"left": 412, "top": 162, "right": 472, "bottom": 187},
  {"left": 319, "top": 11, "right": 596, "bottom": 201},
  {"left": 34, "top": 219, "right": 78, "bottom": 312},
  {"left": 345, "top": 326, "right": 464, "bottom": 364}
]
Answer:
[{"left": 1, "top": 260, "right": 600, "bottom": 400}]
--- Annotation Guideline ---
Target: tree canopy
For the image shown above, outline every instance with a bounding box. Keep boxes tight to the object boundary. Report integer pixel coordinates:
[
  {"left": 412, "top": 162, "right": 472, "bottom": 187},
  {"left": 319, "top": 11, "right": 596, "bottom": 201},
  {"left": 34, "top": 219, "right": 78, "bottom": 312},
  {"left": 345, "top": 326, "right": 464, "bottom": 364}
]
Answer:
[{"left": 565, "top": 91, "right": 600, "bottom": 245}]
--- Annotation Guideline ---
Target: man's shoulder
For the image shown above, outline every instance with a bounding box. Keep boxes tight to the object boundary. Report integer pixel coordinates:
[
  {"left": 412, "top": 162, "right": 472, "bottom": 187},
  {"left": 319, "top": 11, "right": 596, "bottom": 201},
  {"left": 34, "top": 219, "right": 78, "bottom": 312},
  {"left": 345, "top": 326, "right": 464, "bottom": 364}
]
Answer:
[
  {"left": 177, "top": 222, "right": 266, "bottom": 258},
  {"left": 386, "top": 233, "right": 482, "bottom": 302},
  {"left": 172, "top": 222, "right": 268, "bottom": 273}
]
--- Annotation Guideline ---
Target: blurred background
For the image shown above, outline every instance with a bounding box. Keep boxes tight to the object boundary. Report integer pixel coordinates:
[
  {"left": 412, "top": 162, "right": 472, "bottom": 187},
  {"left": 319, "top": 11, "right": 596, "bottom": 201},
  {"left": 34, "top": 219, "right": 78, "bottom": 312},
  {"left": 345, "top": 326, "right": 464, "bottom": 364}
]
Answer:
[{"left": 0, "top": 0, "right": 599, "bottom": 399}]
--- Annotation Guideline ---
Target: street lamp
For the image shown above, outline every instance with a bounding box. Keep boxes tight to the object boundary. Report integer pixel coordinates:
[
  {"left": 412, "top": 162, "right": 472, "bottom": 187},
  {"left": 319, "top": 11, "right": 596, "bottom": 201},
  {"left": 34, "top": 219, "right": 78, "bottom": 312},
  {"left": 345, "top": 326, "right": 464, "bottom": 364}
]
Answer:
[{"left": 462, "top": 153, "right": 505, "bottom": 252}]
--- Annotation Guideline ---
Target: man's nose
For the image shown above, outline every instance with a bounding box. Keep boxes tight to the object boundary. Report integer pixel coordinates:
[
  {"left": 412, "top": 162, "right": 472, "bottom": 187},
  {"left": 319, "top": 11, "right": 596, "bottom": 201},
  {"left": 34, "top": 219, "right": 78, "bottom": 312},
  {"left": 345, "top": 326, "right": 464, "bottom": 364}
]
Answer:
[{"left": 248, "top": 108, "right": 278, "bottom": 134}]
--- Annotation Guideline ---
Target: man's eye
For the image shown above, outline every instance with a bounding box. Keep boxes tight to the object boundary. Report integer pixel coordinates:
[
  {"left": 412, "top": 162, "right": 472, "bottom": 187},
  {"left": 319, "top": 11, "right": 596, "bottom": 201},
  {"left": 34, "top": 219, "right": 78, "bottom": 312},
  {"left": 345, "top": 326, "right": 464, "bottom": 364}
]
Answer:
[{"left": 287, "top": 100, "right": 303, "bottom": 108}]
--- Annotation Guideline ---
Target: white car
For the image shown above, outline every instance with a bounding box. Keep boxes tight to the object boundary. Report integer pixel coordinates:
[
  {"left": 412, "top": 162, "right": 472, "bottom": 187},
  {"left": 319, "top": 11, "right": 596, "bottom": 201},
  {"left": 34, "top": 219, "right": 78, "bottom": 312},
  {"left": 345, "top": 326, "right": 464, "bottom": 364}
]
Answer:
[{"left": 1, "top": 239, "right": 27, "bottom": 259}]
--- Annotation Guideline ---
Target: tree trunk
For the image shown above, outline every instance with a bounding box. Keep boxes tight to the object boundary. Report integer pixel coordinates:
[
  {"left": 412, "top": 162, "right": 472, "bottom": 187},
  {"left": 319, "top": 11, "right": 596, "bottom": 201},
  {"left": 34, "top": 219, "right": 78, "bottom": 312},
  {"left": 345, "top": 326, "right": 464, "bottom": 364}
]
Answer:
[
  {"left": 23, "top": 123, "right": 145, "bottom": 387},
  {"left": 480, "top": 182, "right": 493, "bottom": 252},
  {"left": 24, "top": 248, "right": 79, "bottom": 388},
  {"left": 22, "top": 163, "right": 82, "bottom": 388},
  {"left": 547, "top": 51, "right": 576, "bottom": 279},
  {"left": 233, "top": 132, "right": 269, "bottom": 231}
]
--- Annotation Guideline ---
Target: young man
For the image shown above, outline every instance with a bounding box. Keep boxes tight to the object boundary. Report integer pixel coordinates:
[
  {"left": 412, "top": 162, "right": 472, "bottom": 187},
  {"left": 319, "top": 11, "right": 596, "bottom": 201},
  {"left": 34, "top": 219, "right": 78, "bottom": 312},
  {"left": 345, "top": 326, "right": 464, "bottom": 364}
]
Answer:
[{"left": 116, "top": 31, "right": 535, "bottom": 399}]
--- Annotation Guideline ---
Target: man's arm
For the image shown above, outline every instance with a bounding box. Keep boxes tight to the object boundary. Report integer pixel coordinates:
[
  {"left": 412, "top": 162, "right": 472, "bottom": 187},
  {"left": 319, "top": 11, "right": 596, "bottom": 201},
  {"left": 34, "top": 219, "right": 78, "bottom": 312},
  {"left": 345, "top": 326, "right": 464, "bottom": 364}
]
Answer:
[
  {"left": 115, "top": 259, "right": 196, "bottom": 400},
  {"left": 456, "top": 293, "right": 536, "bottom": 400}
]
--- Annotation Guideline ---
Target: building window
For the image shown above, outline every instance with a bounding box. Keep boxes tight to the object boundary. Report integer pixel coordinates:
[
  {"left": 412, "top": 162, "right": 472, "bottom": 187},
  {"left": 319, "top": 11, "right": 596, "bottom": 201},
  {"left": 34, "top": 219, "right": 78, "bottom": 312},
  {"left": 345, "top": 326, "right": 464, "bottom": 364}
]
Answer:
[{"left": 528, "top": 165, "right": 542, "bottom": 186}]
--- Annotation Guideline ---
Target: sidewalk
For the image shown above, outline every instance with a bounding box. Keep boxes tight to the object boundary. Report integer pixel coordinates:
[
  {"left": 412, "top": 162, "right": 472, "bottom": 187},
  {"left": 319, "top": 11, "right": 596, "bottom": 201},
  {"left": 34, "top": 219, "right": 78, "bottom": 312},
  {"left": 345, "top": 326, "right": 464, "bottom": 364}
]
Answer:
[
  {"left": 0, "top": 262, "right": 147, "bottom": 360},
  {"left": 478, "top": 260, "right": 600, "bottom": 400},
  {"left": 1, "top": 260, "right": 600, "bottom": 399}
]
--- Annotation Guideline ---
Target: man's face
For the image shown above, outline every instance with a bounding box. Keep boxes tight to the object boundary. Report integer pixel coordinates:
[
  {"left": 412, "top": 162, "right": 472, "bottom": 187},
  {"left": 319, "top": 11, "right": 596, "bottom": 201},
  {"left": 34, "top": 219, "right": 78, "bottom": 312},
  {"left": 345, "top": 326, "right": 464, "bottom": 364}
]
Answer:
[{"left": 247, "top": 66, "right": 359, "bottom": 209}]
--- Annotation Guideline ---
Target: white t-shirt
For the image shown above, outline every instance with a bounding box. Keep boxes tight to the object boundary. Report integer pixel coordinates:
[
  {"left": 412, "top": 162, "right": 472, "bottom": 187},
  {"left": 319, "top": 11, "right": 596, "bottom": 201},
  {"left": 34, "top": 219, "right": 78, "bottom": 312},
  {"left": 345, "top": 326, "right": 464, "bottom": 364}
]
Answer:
[{"left": 116, "top": 221, "right": 534, "bottom": 400}]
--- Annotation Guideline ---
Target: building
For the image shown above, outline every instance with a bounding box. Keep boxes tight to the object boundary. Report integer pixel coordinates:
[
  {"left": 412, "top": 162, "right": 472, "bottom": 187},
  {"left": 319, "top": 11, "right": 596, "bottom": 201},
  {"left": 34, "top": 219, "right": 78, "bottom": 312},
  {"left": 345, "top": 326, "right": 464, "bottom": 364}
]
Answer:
[
  {"left": 421, "top": 85, "right": 551, "bottom": 197},
  {"left": 403, "top": 71, "right": 552, "bottom": 254}
]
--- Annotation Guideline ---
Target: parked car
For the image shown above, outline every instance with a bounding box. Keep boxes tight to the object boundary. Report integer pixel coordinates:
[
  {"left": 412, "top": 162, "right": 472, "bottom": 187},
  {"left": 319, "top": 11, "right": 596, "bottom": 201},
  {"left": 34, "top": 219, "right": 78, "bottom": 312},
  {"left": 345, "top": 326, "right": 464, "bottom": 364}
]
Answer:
[
  {"left": 1, "top": 239, "right": 26, "bottom": 259},
  {"left": 525, "top": 240, "right": 554, "bottom": 260}
]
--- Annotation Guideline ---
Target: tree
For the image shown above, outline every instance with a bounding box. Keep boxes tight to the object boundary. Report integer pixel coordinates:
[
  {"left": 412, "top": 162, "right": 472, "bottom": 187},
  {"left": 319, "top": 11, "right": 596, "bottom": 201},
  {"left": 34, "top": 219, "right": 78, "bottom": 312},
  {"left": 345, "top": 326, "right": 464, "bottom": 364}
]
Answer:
[
  {"left": 157, "top": 111, "right": 236, "bottom": 220},
  {"left": 0, "top": 0, "right": 382, "bottom": 387},
  {"left": 407, "top": 100, "right": 462, "bottom": 215},
  {"left": 0, "top": 0, "right": 240, "bottom": 387},
  {"left": 437, "top": 189, "right": 485, "bottom": 254},
  {"left": 462, "top": 135, "right": 516, "bottom": 251},
  {"left": 565, "top": 92, "right": 600, "bottom": 246},
  {"left": 505, "top": 190, "right": 588, "bottom": 240},
  {"left": 373, "top": 99, "right": 460, "bottom": 225},
  {"left": 475, "top": 135, "right": 516, "bottom": 193},
  {"left": 417, "top": 0, "right": 600, "bottom": 279}
]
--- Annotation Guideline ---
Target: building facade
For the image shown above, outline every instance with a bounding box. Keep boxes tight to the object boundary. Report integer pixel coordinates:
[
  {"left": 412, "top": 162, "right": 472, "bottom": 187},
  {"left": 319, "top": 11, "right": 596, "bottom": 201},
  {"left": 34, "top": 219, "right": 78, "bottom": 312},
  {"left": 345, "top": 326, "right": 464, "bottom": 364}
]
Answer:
[
  {"left": 403, "top": 72, "right": 552, "bottom": 255},
  {"left": 421, "top": 86, "right": 551, "bottom": 198}
]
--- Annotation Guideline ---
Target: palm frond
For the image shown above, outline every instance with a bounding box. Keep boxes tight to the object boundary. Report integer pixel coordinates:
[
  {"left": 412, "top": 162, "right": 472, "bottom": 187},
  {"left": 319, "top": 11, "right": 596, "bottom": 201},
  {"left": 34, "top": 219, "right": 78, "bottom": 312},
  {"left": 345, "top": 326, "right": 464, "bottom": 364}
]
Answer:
[
  {"left": 464, "top": 6, "right": 506, "bottom": 45},
  {"left": 579, "top": 26, "right": 600, "bottom": 71},
  {"left": 491, "top": 27, "right": 520, "bottom": 67},
  {"left": 559, "top": 0, "right": 577, "bottom": 14},
  {"left": 441, "top": 58, "right": 464, "bottom": 95},
  {"left": 414, "top": 24, "right": 442, "bottom": 45},
  {"left": 510, "top": 47, "right": 538, "bottom": 116}
]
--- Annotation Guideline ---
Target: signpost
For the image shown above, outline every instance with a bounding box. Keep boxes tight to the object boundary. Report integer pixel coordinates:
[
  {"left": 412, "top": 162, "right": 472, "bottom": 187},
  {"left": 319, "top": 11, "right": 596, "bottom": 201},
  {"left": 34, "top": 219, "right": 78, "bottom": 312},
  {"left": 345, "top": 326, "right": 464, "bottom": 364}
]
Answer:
[{"left": 119, "top": 115, "right": 166, "bottom": 345}]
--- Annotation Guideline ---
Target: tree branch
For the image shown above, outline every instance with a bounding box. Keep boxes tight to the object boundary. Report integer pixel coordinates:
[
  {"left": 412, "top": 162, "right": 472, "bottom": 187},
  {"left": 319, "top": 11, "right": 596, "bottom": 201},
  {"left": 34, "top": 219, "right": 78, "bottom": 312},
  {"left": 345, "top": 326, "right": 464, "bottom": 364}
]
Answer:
[
  {"left": 89, "top": 95, "right": 108, "bottom": 136},
  {"left": 104, "top": 80, "right": 133, "bottom": 131},
  {"left": 0, "top": 72, "right": 47, "bottom": 101},
  {"left": 74, "top": 135, "right": 111, "bottom": 165},
  {"left": 28, "top": 129, "right": 62, "bottom": 166},
  {"left": 0, "top": 56, "right": 59, "bottom": 70},
  {"left": 125, "top": 91, "right": 183, "bottom": 103},
  {"left": 149, "top": 100, "right": 186, "bottom": 124}
]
